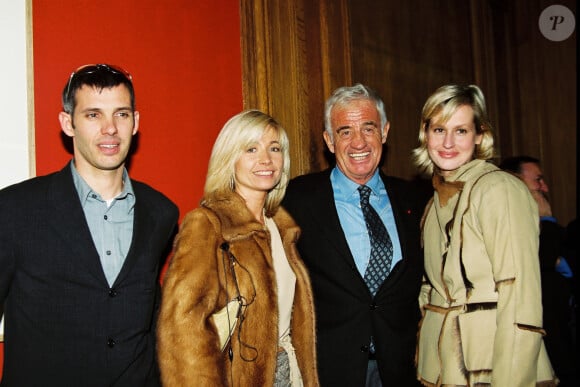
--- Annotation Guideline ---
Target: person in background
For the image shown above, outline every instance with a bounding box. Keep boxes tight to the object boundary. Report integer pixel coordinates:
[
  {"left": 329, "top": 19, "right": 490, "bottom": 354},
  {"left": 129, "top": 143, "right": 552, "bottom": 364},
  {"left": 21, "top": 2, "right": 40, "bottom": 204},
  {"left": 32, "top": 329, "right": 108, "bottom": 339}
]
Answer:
[
  {"left": 283, "top": 84, "right": 426, "bottom": 386},
  {"left": 413, "top": 84, "right": 557, "bottom": 386},
  {"left": 563, "top": 218, "right": 578, "bottom": 346},
  {"left": 157, "top": 110, "right": 318, "bottom": 386},
  {"left": 0, "top": 64, "right": 179, "bottom": 386},
  {"left": 499, "top": 156, "right": 574, "bottom": 278},
  {"left": 500, "top": 155, "right": 576, "bottom": 386}
]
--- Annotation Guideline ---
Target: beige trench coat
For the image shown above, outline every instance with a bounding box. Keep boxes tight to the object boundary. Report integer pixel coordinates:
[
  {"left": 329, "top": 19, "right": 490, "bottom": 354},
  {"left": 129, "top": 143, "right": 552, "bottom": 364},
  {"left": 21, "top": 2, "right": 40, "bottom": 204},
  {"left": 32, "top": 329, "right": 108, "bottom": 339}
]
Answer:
[{"left": 416, "top": 160, "right": 557, "bottom": 386}]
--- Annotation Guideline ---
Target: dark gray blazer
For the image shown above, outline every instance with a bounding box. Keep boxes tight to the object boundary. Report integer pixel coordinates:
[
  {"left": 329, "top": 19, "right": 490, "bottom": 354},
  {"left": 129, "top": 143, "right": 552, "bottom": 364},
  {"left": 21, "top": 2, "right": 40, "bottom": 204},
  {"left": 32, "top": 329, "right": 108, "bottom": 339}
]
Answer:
[
  {"left": 0, "top": 163, "right": 178, "bottom": 387},
  {"left": 282, "top": 169, "right": 427, "bottom": 386}
]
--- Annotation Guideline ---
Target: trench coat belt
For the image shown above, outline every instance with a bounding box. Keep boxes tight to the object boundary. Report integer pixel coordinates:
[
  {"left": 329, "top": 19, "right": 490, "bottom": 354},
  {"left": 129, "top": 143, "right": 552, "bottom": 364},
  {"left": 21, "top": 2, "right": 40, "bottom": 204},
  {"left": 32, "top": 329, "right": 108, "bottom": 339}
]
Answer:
[
  {"left": 424, "top": 301, "right": 498, "bottom": 314},
  {"left": 465, "top": 301, "right": 497, "bottom": 312}
]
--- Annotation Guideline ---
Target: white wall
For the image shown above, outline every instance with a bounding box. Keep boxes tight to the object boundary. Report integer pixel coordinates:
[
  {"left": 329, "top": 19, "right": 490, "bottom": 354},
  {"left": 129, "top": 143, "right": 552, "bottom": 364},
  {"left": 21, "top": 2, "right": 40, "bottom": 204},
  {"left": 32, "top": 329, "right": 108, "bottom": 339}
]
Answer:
[
  {"left": 0, "top": 0, "right": 32, "bottom": 341},
  {"left": 1, "top": 0, "right": 33, "bottom": 189}
]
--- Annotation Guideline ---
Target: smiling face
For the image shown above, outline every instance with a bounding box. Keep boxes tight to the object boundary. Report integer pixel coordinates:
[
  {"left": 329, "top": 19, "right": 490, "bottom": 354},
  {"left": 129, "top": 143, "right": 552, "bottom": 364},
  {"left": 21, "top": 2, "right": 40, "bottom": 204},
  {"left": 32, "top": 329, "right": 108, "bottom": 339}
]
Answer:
[
  {"left": 426, "top": 104, "right": 482, "bottom": 177},
  {"left": 59, "top": 84, "right": 139, "bottom": 178},
  {"left": 234, "top": 126, "right": 284, "bottom": 201},
  {"left": 323, "top": 99, "right": 388, "bottom": 185}
]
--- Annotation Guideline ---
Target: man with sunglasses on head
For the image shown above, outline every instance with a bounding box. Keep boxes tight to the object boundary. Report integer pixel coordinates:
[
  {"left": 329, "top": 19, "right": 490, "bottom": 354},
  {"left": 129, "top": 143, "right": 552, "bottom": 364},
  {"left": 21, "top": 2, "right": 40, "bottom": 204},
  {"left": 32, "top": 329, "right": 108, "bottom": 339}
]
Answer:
[{"left": 0, "top": 64, "right": 178, "bottom": 386}]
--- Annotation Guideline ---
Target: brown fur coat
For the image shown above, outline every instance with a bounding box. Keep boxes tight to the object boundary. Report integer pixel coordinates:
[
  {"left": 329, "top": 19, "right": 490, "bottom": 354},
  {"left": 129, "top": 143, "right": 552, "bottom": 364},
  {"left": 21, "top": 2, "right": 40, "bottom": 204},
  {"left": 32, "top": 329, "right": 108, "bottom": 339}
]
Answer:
[{"left": 157, "top": 192, "right": 318, "bottom": 386}]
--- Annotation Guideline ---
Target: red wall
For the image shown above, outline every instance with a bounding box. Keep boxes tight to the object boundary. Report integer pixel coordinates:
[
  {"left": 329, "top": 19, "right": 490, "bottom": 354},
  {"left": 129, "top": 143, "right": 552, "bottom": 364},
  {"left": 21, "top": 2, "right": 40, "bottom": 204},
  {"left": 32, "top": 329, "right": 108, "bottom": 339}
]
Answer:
[{"left": 1, "top": 0, "right": 242, "bottom": 378}]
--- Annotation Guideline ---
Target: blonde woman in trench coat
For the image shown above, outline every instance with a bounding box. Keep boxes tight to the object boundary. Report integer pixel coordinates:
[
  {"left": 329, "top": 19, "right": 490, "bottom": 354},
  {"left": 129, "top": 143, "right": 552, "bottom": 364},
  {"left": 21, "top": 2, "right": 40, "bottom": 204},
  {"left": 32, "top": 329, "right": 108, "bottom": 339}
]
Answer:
[
  {"left": 413, "top": 84, "right": 557, "bottom": 386},
  {"left": 157, "top": 110, "right": 318, "bottom": 386}
]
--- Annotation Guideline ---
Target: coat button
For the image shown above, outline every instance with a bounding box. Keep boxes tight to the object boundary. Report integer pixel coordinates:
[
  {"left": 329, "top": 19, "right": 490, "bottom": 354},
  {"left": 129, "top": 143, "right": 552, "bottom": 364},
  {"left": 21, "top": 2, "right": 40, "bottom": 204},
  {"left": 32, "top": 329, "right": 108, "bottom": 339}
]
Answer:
[
  {"left": 360, "top": 345, "right": 369, "bottom": 353},
  {"left": 109, "top": 288, "right": 117, "bottom": 297},
  {"left": 369, "top": 303, "right": 377, "bottom": 310},
  {"left": 107, "top": 339, "right": 116, "bottom": 348}
]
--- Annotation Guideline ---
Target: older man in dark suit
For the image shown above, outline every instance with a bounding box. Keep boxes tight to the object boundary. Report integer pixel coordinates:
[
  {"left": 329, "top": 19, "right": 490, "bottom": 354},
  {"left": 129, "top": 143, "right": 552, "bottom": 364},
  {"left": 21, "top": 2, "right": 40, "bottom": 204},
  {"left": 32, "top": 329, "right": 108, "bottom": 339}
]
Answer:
[
  {"left": 283, "top": 84, "right": 426, "bottom": 386},
  {"left": 0, "top": 64, "right": 178, "bottom": 386}
]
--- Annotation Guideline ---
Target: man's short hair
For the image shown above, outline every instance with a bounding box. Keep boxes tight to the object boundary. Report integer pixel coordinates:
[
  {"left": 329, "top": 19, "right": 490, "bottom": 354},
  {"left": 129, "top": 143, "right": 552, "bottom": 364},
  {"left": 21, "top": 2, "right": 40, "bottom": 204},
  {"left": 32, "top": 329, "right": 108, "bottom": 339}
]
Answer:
[{"left": 499, "top": 155, "right": 540, "bottom": 174}]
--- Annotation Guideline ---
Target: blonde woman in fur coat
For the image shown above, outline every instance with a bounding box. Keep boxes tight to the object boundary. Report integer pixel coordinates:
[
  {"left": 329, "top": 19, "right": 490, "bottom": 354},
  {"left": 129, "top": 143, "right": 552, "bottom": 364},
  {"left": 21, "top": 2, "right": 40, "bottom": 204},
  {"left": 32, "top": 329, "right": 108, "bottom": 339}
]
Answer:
[
  {"left": 413, "top": 85, "right": 558, "bottom": 386},
  {"left": 157, "top": 110, "right": 318, "bottom": 386}
]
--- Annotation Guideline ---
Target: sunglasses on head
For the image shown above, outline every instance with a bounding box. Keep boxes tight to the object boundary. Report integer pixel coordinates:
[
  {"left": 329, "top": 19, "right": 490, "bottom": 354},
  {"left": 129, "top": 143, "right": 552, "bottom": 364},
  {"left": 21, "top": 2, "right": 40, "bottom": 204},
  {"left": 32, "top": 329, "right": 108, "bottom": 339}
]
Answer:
[{"left": 65, "top": 63, "right": 133, "bottom": 101}]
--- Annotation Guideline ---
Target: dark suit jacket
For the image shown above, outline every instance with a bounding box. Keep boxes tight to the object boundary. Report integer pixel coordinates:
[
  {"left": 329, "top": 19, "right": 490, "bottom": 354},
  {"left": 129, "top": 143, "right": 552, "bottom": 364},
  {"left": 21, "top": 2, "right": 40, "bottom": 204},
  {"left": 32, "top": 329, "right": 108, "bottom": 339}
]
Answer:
[
  {"left": 282, "top": 169, "right": 426, "bottom": 386},
  {"left": 0, "top": 163, "right": 178, "bottom": 387},
  {"left": 539, "top": 220, "right": 575, "bottom": 384}
]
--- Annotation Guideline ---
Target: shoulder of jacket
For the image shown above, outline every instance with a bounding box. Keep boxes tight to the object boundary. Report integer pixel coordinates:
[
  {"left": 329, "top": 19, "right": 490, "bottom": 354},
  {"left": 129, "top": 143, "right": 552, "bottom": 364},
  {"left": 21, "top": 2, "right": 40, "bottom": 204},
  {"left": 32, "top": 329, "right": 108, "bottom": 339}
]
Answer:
[
  {"left": 0, "top": 169, "right": 63, "bottom": 202},
  {"left": 131, "top": 181, "right": 179, "bottom": 222},
  {"left": 131, "top": 179, "right": 176, "bottom": 204},
  {"left": 273, "top": 206, "right": 300, "bottom": 239},
  {"left": 289, "top": 169, "right": 330, "bottom": 185},
  {"left": 468, "top": 167, "right": 527, "bottom": 195},
  {"left": 182, "top": 206, "right": 220, "bottom": 228}
]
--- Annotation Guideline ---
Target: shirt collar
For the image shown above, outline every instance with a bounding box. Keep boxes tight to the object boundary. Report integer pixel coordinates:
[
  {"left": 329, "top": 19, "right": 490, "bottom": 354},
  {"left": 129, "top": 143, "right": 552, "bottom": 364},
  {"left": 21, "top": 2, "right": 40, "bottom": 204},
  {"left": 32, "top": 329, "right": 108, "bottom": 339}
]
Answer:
[
  {"left": 70, "top": 160, "right": 134, "bottom": 205},
  {"left": 331, "top": 166, "right": 382, "bottom": 200}
]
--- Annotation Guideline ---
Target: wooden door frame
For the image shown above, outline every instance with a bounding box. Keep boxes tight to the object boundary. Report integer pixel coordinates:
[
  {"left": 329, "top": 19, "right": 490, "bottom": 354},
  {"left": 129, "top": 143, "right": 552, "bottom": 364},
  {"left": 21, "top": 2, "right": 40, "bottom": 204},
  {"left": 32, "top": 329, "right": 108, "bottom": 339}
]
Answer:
[{"left": 240, "top": 0, "right": 351, "bottom": 177}]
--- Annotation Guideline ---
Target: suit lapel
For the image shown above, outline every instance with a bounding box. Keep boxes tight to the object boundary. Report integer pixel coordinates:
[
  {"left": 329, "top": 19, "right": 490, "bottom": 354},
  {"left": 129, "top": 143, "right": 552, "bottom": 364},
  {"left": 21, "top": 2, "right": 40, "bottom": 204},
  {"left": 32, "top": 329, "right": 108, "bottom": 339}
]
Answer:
[
  {"left": 113, "top": 184, "right": 156, "bottom": 285},
  {"left": 46, "top": 165, "right": 108, "bottom": 284},
  {"left": 310, "top": 172, "right": 358, "bottom": 268},
  {"left": 383, "top": 175, "right": 411, "bottom": 258},
  {"left": 380, "top": 174, "right": 418, "bottom": 287}
]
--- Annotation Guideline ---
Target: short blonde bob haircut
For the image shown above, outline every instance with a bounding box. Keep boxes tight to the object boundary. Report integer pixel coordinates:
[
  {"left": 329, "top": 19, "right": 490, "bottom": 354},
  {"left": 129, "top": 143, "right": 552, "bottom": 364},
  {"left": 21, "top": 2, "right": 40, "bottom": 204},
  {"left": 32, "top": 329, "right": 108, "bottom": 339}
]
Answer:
[
  {"left": 412, "top": 84, "right": 495, "bottom": 176},
  {"left": 202, "top": 110, "right": 290, "bottom": 216}
]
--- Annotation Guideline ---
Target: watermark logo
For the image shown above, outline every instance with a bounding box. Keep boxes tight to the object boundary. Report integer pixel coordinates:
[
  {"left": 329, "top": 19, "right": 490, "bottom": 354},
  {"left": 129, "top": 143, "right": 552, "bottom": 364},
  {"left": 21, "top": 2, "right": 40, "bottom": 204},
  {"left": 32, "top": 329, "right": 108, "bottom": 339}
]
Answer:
[{"left": 539, "top": 5, "right": 575, "bottom": 41}]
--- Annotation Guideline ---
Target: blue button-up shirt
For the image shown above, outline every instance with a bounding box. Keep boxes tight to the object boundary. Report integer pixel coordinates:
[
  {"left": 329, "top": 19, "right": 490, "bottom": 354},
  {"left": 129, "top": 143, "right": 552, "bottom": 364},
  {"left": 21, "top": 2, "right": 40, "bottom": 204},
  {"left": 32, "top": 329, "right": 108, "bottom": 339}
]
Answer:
[
  {"left": 331, "top": 167, "right": 402, "bottom": 276},
  {"left": 71, "top": 161, "right": 135, "bottom": 286}
]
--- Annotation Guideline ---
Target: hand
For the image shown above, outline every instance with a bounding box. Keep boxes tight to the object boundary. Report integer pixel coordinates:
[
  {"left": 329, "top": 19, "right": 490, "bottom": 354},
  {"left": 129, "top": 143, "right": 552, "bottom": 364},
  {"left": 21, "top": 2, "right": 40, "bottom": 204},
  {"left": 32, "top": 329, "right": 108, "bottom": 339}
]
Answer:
[{"left": 531, "top": 190, "right": 552, "bottom": 217}]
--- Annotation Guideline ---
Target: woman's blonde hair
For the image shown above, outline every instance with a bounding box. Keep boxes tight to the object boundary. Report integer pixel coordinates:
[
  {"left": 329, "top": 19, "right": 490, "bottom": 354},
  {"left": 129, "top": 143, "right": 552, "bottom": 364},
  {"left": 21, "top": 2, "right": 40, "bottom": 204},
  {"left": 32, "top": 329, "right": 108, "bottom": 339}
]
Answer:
[
  {"left": 412, "top": 84, "right": 495, "bottom": 176},
  {"left": 203, "top": 110, "right": 290, "bottom": 215}
]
